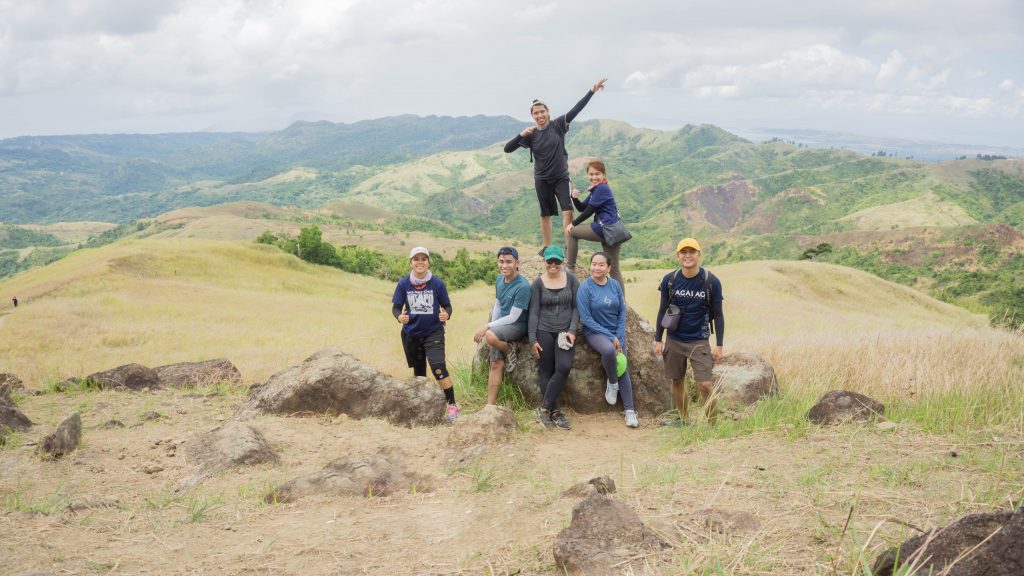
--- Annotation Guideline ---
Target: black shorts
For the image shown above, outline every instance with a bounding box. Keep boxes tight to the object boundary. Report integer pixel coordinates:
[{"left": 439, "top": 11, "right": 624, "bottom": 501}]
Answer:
[
  {"left": 401, "top": 328, "right": 448, "bottom": 379},
  {"left": 535, "top": 177, "right": 573, "bottom": 217}
]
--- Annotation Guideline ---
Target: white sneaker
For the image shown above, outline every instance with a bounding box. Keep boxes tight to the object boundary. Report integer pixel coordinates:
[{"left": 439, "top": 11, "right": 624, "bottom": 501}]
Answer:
[
  {"left": 624, "top": 410, "right": 639, "bottom": 428},
  {"left": 604, "top": 380, "right": 618, "bottom": 405}
]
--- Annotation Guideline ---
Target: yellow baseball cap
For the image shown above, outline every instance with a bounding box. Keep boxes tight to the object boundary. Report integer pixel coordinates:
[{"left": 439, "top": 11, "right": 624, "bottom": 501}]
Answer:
[{"left": 676, "top": 238, "right": 701, "bottom": 252}]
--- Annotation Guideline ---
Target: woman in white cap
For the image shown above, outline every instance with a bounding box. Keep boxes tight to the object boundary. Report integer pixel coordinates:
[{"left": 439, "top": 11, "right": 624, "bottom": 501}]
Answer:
[{"left": 392, "top": 246, "right": 459, "bottom": 421}]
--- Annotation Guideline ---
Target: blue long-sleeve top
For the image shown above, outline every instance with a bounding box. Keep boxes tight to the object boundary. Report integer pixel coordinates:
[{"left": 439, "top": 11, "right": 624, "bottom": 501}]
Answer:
[
  {"left": 571, "top": 181, "right": 620, "bottom": 239},
  {"left": 576, "top": 277, "right": 627, "bottom": 349}
]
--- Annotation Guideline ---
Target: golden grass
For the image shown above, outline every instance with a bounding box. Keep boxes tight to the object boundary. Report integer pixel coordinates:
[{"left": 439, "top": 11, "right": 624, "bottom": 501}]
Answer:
[
  {"left": 21, "top": 221, "right": 117, "bottom": 243},
  {"left": 838, "top": 191, "right": 978, "bottom": 230},
  {"left": 3, "top": 240, "right": 1019, "bottom": 415}
]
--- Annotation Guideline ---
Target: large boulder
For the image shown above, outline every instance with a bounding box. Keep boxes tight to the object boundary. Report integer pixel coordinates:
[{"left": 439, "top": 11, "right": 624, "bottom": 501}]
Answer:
[
  {"left": 446, "top": 404, "right": 518, "bottom": 448},
  {"left": 178, "top": 421, "right": 279, "bottom": 491},
  {"left": 86, "top": 363, "right": 161, "bottom": 391},
  {"left": 807, "top": 390, "right": 885, "bottom": 425},
  {"left": 235, "top": 349, "right": 446, "bottom": 427},
  {"left": 553, "top": 492, "right": 671, "bottom": 575},
  {"left": 266, "top": 449, "right": 430, "bottom": 503},
  {"left": 872, "top": 506, "right": 1024, "bottom": 576},
  {"left": 38, "top": 413, "right": 82, "bottom": 458},
  {"left": 475, "top": 258, "right": 671, "bottom": 415},
  {"left": 154, "top": 359, "right": 242, "bottom": 388},
  {"left": 712, "top": 352, "right": 778, "bottom": 409}
]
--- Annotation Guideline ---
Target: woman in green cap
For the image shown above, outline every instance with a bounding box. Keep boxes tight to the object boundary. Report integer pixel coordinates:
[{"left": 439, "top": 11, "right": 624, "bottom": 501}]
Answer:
[{"left": 527, "top": 245, "right": 580, "bottom": 430}]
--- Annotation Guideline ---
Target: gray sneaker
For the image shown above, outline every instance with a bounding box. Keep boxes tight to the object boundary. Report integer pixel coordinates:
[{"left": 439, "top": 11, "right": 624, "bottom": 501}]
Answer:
[
  {"left": 535, "top": 407, "right": 554, "bottom": 429},
  {"left": 604, "top": 380, "right": 618, "bottom": 405},
  {"left": 550, "top": 409, "right": 572, "bottom": 430},
  {"left": 624, "top": 410, "right": 639, "bottom": 428},
  {"left": 504, "top": 345, "right": 518, "bottom": 373}
]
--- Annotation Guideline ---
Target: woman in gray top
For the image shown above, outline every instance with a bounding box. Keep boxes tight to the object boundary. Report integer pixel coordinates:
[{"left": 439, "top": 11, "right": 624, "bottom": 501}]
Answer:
[{"left": 528, "top": 245, "right": 581, "bottom": 430}]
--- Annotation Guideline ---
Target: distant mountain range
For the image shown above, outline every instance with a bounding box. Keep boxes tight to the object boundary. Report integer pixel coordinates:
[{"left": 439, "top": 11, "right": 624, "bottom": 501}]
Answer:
[{"left": 2, "top": 115, "right": 1022, "bottom": 326}]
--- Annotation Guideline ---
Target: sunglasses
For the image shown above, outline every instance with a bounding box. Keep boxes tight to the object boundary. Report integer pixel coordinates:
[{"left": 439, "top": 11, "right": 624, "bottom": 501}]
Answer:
[{"left": 545, "top": 259, "right": 563, "bottom": 265}]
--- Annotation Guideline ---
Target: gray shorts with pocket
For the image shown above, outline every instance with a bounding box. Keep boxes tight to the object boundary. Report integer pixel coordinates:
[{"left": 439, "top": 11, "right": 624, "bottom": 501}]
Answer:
[{"left": 488, "top": 323, "right": 526, "bottom": 362}]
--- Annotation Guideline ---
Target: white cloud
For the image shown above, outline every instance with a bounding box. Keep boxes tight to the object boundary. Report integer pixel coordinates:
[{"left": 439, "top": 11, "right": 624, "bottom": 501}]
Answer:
[{"left": 0, "top": 0, "right": 1021, "bottom": 145}]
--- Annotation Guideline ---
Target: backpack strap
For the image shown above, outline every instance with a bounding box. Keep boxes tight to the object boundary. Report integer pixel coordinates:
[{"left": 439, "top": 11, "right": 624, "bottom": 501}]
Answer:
[{"left": 703, "top": 268, "right": 715, "bottom": 335}]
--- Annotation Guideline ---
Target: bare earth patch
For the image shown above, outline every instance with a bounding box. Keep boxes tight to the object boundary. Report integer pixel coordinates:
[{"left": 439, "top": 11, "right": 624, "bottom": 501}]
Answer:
[{"left": 2, "top": 386, "right": 1021, "bottom": 575}]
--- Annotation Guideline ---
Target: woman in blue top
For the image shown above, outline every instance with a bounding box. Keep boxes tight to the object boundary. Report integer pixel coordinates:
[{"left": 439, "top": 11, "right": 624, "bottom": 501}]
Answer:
[
  {"left": 576, "top": 252, "right": 638, "bottom": 428},
  {"left": 565, "top": 160, "right": 626, "bottom": 295},
  {"left": 392, "top": 246, "right": 458, "bottom": 422}
]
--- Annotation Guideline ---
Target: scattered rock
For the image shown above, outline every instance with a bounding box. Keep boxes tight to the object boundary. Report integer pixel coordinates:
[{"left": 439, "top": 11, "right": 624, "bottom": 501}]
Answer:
[
  {"left": 85, "top": 363, "right": 161, "bottom": 391},
  {"left": 178, "top": 421, "right": 280, "bottom": 491},
  {"left": 140, "top": 411, "right": 161, "bottom": 421},
  {"left": 139, "top": 462, "right": 164, "bottom": 474},
  {"left": 589, "top": 476, "right": 617, "bottom": 495},
  {"left": 553, "top": 492, "right": 671, "bottom": 575},
  {"left": 38, "top": 413, "right": 82, "bottom": 459},
  {"left": 876, "top": 420, "right": 898, "bottom": 431},
  {"left": 0, "top": 404, "right": 33, "bottom": 433},
  {"left": 690, "top": 507, "right": 761, "bottom": 537},
  {"left": 90, "top": 402, "right": 110, "bottom": 413},
  {"left": 153, "top": 359, "right": 242, "bottom": 388},
  {"left": 873, "top": 506, "right": 1024, "bottom": 576},
  {"left": 101, "top": 419, "right": 125, "bottom": 429},
  {"left": 235, "top": 349, "right": 446, "bottom": 427},
  {"left": 807, "top": 390, "right": 885, "bottom": 425},
  {"left": 52, "top": 377, "right": 80, "bottom": 392},
  {"left": 446, "top": 404, "right": 518, "bottom": 448},
  {"left": 266, "top": 449, "right": 430, "bottom": 503},
  {"left": 0, "top": 373, "right": 24, "bottom": 403},
  {"left": 712, "top": 352, "right": 779, "bottom": 409},
  {"left": 562, "top": 476, "right": 618, "bottom": 498}
]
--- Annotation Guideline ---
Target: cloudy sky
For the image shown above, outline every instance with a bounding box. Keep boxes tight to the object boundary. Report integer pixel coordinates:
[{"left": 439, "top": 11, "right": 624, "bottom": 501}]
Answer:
[{"left": 1, "top": 0, "right": 1022, "bottom": 146}]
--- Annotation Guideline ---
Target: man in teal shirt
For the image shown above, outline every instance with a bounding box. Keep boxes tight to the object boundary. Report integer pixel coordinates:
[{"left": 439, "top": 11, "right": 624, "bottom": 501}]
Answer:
[{"left": 474, "top": 246, "right": 531, "bottom": 405}]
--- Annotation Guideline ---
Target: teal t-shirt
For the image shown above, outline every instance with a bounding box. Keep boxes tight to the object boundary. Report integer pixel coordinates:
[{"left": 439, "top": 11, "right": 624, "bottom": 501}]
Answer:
[{"left": 495, "top": 273, "right": 531, "bottom": 333}]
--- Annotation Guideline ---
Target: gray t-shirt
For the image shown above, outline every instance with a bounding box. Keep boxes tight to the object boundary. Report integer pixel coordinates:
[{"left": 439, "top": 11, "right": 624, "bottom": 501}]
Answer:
[
  {"left": 504, "top": 90, "right": 595, "bottom": 182},
  {"left": 528, "top": 273, "right": 581, "bottom": 343}
]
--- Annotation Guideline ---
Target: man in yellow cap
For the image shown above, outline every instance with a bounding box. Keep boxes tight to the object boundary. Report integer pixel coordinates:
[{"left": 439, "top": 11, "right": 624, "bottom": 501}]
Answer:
[{"left": 654, "top": 238, "right": 724, "bottom": 426}]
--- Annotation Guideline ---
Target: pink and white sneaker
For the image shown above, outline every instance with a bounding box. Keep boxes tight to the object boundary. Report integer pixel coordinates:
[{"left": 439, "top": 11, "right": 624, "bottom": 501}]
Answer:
[{"left": 446, "top": 404, "right": 460, "bottom": 422}]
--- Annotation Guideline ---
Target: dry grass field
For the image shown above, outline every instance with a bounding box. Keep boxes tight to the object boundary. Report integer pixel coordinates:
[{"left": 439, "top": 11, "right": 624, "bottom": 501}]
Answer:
[{"left": 1, "top": 237, "right": 1022, "bottom": 575}]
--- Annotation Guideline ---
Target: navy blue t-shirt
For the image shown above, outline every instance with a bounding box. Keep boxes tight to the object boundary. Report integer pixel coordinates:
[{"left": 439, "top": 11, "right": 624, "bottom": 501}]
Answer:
[
  {"left": 658, "top": 268, "right": 723, "bottom": 342},
  {"left": 392, "top": 275, "right": 452, "bottom": 338}
]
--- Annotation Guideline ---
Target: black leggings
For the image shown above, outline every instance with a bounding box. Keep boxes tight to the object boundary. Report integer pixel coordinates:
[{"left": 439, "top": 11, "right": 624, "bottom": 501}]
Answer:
[{"left": 536, "top": 330, "right": 575, "bottom": 411}]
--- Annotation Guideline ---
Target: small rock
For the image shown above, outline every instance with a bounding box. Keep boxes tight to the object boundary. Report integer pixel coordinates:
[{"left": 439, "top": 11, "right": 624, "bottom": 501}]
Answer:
[
  {"left": 807, "top": 390, "right": 885, "bottom": 425},
  {"left": 588, "top": 476, "right": 616, "bottom": 495},
  {"left": 101, "top": 419, "right": 125, "bottom": 429},
  {"left": 141, "top": 463, "right": 164, "bottom": 474},
  {"left": 37, "top": 413, "right": 82, "bottom": 459},
  {"left": 140, "top": 411, "right": 161, "bottom": 421},
  {"left": 876, "top": 421, "right": 898, "bottom": 431}
]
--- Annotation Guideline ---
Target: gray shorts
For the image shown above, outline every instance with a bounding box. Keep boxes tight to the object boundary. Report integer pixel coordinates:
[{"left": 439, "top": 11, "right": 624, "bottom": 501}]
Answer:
[
  {"left": 488, "top": 323, "right": 526, "bottom": 362},
  {"left": 663, "top": 339, "right": 714, "bottom": 381}
]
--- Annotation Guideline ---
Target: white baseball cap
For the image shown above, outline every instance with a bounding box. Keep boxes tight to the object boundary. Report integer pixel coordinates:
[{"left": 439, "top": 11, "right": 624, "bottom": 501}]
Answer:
[{"left": 409, "top": 246, "right": 430, "bottom": 259}]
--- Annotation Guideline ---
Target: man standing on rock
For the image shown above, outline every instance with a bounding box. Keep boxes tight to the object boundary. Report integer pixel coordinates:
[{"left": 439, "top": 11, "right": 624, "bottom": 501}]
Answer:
[
  {"left": 393, "top": 247, "right": 459, "bottom": 421},
  {"left": 654, "top": 238, "right": 724, "bottom": 426},
  {"left": 474, "top": 246, "right": 531, "bottom": 405},
  {"left": 504, "top": 78, "right": 607, "bottom": 255}
]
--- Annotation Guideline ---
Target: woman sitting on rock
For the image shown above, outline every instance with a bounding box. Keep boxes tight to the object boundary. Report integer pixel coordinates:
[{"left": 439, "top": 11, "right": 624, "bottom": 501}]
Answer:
[
  {"left": 565, "top": 159, "right": 627, "bottom": 296},
  {"left": 528, "top": 245, "right": 580, "bottom": 430},
  {"left": 577, "top": 252, "right": 638, "bottom": 428}
]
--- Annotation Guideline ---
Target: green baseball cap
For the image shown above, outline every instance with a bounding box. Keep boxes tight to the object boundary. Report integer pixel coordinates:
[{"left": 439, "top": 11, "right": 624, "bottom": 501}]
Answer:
[{"left": 542, "top": 245, "right": 565, "bottom": 262}]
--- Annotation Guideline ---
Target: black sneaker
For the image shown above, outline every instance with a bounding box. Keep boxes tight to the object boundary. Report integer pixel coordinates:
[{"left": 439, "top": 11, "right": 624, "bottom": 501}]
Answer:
[
  {"left": 550, "top": 409, "right": 572, "bottom": 430},
  {"left": 535, "top": 407, "right": 554, "bottom": 429}
]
